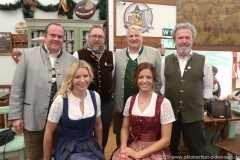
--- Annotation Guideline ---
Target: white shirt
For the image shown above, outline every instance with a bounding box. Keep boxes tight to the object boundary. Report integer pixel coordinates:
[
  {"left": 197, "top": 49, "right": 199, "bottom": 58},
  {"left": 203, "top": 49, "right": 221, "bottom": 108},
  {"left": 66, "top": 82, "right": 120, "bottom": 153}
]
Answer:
[
  {"left": 123, "top": 92, "right": 175, "bottom": 124},
  {"left": 48, "top": 90, "right": 101, "bottom": 123},
  {"left": 127, "top": 45, "right": 142, "bottom": 60},
  {"left": 160, "top": 50, "right": 213, "bottom": 99},
  {"left": 44, "top": 43, "right": 60, "bottom": 83},
  {"left": 73, "top": 48, "right": 115, "bottom": 77}
]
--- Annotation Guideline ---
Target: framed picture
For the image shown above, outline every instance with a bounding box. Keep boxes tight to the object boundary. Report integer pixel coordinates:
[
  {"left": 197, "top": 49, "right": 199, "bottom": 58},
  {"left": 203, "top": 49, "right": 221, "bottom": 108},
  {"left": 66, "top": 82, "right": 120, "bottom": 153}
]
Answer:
[{"left": 0, "top": 32, "right": 12, "bottom": 56}]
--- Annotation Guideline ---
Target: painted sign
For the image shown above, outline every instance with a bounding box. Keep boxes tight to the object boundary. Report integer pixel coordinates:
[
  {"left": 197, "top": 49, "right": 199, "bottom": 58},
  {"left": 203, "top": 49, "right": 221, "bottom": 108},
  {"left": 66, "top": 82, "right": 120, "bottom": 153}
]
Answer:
[
  {"left": 124, "top": 3, "right": 153, "bottom": 33},
  {"left": 75, "top": 0, "right": 96, "bottom": 19}
]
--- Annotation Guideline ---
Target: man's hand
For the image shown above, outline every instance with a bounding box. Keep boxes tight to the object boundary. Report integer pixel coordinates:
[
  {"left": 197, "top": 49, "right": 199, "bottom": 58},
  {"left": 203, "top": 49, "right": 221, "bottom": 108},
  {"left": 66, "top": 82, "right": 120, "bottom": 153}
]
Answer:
[{"left": 12, "top": 119, "right": 24, "bottom": 132}]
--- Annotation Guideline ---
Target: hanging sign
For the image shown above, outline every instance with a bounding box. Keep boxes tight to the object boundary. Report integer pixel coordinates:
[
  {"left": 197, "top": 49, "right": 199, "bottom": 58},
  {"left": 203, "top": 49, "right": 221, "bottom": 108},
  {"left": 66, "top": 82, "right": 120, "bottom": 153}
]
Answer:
[
  {"left": 14, "top": 22, "right": 28, "bottom": 34},
  {"left": 75, "top": 0, "right": 96, "bottom": 19}
]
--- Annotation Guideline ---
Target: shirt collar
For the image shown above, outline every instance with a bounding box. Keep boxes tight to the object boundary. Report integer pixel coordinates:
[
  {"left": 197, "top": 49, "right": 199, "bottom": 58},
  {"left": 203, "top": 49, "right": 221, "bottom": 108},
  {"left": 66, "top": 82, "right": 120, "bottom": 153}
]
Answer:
[
  {"left": 127, "top": 45, "right": 143, "bottom": 54},
  {"left": 44, "top": 43, "right": 61, "bottom": 57}
]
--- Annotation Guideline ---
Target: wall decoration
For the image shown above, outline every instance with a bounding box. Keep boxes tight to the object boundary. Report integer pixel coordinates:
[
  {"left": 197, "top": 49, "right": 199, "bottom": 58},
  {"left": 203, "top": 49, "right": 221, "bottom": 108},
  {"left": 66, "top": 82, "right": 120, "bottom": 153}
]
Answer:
[
  {"left": 23, "top": 0, "right": 38, "bottom": 11},
  {"left": 0, "top": 0, "right": 106, "bottom": 20},
  {"left": 177, "top": 0, "right": 240, "bottom": 46},
  {"left": 14, "top": 22, "right": 28, "bottom": 34},
  {"left": 124, "top": 3, "right": 153, "bottom": 33},
  {"left": 0, "top": 32, "right": 12, "bottom": 54},
  {"left": 75, "top": 0, "right": 96, "bottom": 19}
]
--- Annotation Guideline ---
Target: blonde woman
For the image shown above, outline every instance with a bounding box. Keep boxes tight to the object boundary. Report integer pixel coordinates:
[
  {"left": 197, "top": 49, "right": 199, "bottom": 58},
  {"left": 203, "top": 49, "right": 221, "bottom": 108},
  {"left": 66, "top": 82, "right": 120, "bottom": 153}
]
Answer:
[{"left": 44, "top": 60, "right": 104, "bottom": 160}]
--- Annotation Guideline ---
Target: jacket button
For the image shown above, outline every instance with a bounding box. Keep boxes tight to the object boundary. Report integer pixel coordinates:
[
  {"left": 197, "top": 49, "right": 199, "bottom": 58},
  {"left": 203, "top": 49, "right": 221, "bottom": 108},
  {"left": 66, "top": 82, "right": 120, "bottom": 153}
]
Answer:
[
  {"left": 180, "top": 101, "right": 184, "bottom": 103},
  {"left": 180, "top": 90, "right": 184, "bottom": 92},
  {"left": 48, "top": 81, "right": 52, "bottom": 83},
  {"left": 49, "top": 68, "right": 52, "bottom": 71},
  {"left": 47, "top": 94, "right": 50, "bottom": 97},
  {"left": 45, "top": 107, "right": 48, "bottom": 110},
  {"left": 181, "top": 79, "right": 185, "bottom": 82}
]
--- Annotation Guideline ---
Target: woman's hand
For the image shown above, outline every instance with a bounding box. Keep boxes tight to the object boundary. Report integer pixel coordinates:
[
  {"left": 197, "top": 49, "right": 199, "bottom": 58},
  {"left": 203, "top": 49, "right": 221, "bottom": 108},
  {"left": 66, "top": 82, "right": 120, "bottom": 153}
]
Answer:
[
  {"left": 117, "top": 147, "right": 129, "bottom": 159},
  {"left": 225, "top": 94, "right": 235, "bottom": 100},
  {"left": 124, "top": 147, "right": 141, "bottom": 159}
]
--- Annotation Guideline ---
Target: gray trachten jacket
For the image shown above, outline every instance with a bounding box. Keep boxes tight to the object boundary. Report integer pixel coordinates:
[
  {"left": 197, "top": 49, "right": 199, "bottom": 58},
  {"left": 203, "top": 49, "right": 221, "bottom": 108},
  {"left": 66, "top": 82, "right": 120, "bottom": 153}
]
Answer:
[
  {"left": 113, "top": 46, "right": 162, "bottom": 113},
  {"left": 8, "top": 46, "right": 77, "bottom": 131}
]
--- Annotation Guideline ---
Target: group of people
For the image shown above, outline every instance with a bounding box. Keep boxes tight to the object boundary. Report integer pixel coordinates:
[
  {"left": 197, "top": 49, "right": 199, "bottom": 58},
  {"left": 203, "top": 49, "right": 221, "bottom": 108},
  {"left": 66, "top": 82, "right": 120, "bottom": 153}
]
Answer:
[{"left": 8, "top": 21, "right": 216, "bottom": 160}]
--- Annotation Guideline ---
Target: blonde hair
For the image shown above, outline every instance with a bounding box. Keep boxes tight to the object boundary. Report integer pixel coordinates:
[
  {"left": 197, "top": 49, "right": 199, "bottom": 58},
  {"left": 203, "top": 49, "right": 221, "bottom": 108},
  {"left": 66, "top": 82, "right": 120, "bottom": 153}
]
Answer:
[{"left": 55, "top": 60, "right": 94, "bottom": 98}]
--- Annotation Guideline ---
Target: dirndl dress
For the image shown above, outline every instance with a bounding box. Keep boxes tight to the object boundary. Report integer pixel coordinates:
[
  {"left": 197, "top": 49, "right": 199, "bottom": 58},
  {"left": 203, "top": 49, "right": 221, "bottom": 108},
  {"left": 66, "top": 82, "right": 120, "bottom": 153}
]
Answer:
[
  {"left": 54, "top": 90, "right": 105, "bottom": 160},
  {"left": 112, "top": 94, "right": 172, "bottom": 160}
]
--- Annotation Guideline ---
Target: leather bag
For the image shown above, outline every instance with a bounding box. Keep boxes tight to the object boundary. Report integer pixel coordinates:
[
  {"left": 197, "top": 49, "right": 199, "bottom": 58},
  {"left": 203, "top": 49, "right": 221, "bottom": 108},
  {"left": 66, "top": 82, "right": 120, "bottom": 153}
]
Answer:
[
  {"left": 0, "top": 128, "right": 14, "bottom": 146},
  {"left": 205, "top": 99, "right": 232, "bottom": 144},
  {"left": 0, "top": 128, "right": 15, "bottom": 159},
  {"left": 205, "top": 99, "right": 232, "bottom": 118}
]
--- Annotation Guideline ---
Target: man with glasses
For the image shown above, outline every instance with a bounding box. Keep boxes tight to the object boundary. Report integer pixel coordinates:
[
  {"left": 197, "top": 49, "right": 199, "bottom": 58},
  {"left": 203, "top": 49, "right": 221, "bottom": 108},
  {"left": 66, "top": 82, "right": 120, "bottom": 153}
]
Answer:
[
  {"left": 113, "top": 25, "right": 162, "bottom": 145},
  {"left": 73, "top": 25, "right": 114, "bottom": 153}
]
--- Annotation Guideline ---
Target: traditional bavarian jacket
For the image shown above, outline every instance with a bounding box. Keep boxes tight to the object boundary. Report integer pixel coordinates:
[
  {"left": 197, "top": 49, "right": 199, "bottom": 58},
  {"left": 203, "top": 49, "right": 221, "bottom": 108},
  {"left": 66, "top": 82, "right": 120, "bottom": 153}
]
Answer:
[
  {"left": 114, "top": 46, "right": 162, "bottom": 113},
  {"left": 164, "top": 53, "right": 205, "bottom": 123},
  {"left": 75, "top": 48, "right": 114, "bottom": 103}
]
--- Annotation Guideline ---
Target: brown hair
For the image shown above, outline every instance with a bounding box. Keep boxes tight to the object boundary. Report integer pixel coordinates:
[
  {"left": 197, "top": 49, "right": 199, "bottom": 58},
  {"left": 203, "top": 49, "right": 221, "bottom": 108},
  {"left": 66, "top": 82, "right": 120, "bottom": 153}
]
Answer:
[
  {"left": 133, "top": 62, "right": 156, "bottom": 87},
  {"left": 44, "top": 23, "right": 65, "bottom": 35},
  {"left": 154, "top": 43, "right": 164, "bottom": 49},
  {"left": 89, "top": 25, "right": 106, "bottom": 36},
  {"left": 212, "top": 66, "right": 218, "bottom": 76}
]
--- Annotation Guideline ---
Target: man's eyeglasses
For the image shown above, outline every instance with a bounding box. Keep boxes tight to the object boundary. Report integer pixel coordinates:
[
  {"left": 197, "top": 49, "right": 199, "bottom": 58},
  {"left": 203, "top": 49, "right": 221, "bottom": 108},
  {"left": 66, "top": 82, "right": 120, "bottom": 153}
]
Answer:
[{"left": 89, "top": 34, "right": 105, "bottom": 40}]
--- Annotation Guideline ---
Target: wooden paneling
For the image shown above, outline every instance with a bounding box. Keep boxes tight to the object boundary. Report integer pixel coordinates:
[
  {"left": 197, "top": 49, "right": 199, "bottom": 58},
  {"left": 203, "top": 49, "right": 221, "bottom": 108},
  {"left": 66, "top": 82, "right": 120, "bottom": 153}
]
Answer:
[{"left": 11, "top": 34, "right": 28, "bottom": 48}]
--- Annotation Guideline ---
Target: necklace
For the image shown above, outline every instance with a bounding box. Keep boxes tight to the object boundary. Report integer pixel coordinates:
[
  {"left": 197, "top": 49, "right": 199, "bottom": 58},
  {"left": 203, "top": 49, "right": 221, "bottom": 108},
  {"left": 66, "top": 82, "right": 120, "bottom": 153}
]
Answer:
[{"left": 139, "top": 97, "right": 150, "bottom": 104}]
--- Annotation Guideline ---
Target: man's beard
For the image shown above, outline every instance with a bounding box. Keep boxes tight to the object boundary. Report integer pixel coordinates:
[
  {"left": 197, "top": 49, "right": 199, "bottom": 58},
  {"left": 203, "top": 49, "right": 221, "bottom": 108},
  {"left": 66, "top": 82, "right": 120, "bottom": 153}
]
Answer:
[
  {"left": 177, "top": 45, "right": 192, "bottom": 56},
  {"left": 85, "top": 41, "right": 106, "bottom": 54}
]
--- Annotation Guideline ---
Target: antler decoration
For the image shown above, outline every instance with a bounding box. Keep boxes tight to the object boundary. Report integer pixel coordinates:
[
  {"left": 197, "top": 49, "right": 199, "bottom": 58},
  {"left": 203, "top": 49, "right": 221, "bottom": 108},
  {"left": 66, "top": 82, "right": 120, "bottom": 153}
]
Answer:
[{"left": 23, "top": 0, "right": 38, "bottom": 12}]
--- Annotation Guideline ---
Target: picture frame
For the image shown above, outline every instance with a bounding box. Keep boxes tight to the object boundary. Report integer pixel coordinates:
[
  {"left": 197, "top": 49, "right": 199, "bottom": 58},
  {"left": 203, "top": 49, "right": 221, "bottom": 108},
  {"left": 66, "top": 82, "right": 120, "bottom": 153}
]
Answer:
[{"left": 0, "top": 32, "right": 12, "bottom": 56}]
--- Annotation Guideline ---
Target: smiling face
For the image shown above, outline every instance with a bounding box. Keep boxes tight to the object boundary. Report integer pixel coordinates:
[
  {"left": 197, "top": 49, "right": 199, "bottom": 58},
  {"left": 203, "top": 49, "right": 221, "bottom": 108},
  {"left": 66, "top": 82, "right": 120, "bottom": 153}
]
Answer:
[
  {"left": 72, "top": 67, "right": 91, "bottom": 92},
  {"left": 44, "top": 24, "right": 64, "bottom": 54},
  {"left": 175, "top": 28, "right": 194, "bottom": 57},
  {"left": 137, "top": 69, "right": 154, "bottom": 92},
  {"left": 126, "top": 27, "right": 143, "bottom": 52}
]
